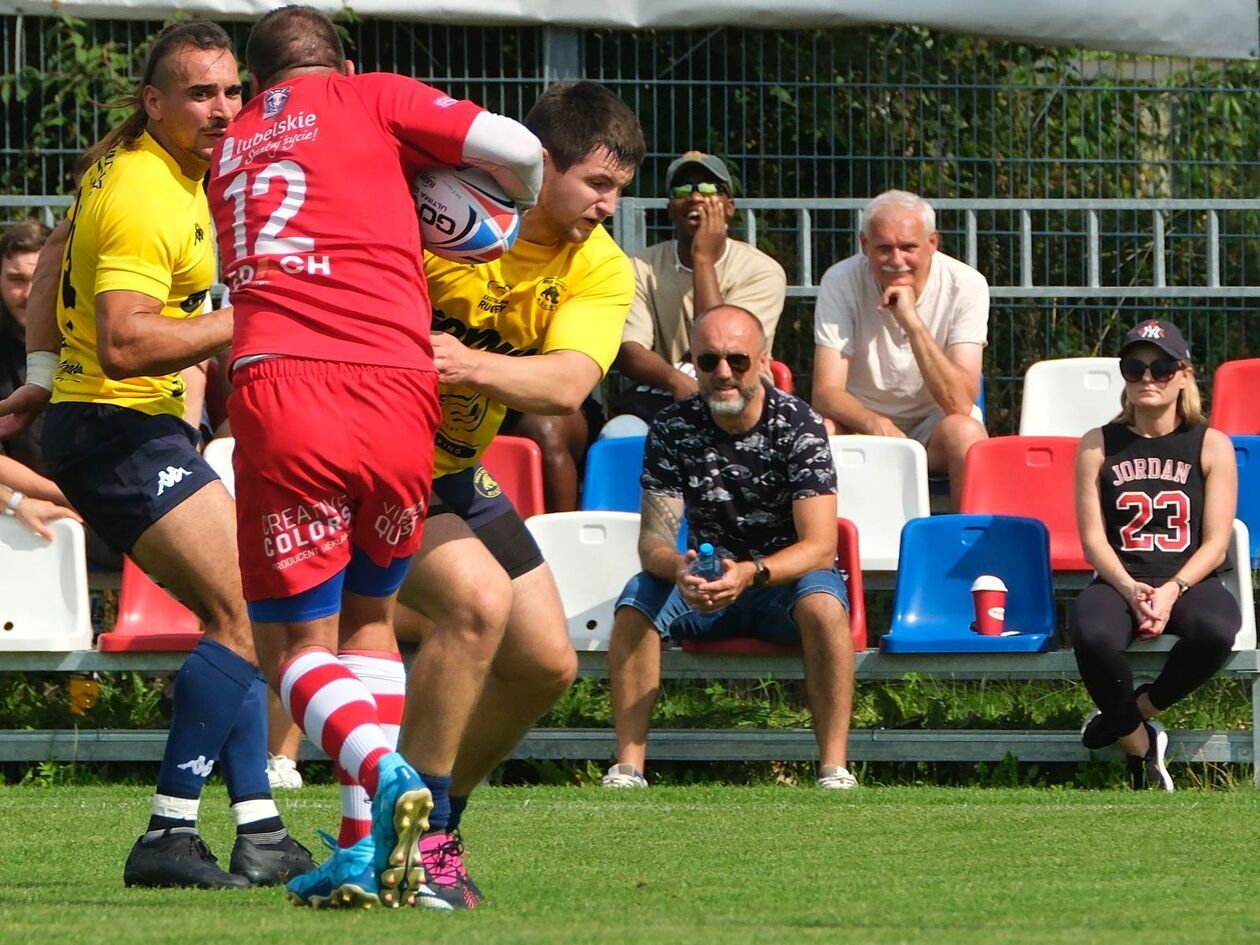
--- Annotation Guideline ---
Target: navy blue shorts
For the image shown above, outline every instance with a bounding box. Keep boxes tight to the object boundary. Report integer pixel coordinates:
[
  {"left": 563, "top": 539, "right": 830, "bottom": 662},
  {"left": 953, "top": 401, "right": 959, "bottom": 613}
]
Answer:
[
  {"left": 615, "top": 567, "right": 849, "bottom": 643},
  {"left": 428, "top": 463, "right": 544, "bottom": 579},
  {"left": 41, "top": 402, "right": 219, "bottom": 555}
]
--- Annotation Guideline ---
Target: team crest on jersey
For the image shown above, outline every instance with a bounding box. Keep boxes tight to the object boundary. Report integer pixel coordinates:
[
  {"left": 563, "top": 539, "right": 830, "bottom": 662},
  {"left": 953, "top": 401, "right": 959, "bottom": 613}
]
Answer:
[
  {"left": 536, "top": 277, "right": 567, "bottom": 312},
  {"left": 1138, "top": 321, "right": 1165, "bottom": 340},
  {"left": 263, "top": 87, "right": 291, "bottom": 119}
]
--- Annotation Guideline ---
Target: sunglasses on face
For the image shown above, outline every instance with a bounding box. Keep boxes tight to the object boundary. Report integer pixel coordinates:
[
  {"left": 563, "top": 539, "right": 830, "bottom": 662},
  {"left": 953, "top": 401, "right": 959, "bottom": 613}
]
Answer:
[
  {"left": 669, "top": 182, "right": 728, "bottom": 199},
  {"left": 695, "top": 351, "right": 753, "bottom": 374},
  {"left": 1119, "top": 356, "right": 1181, "bottom": 384}
]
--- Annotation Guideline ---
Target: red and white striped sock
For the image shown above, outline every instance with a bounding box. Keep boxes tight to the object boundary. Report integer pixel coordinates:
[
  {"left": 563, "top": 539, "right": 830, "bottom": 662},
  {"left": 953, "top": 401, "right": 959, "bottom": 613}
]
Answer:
[
  {"left": 336, "top": 649, "right": 406, "bottom": 847},
  {"left": 279, "top": 649, "right": 393, "bottom": 798}
]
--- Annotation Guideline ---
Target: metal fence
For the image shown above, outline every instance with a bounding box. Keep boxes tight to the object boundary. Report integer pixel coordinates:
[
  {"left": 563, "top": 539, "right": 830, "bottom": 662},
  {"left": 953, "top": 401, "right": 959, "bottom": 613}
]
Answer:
[{"left": 3, "top": 16, "right": 1259, "bottom": 431}]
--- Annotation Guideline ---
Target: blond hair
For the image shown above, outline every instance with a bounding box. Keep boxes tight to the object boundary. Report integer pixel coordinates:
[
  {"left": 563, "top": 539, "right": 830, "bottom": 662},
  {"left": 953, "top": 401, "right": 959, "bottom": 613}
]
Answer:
[{"left": 1115, "top": 360, "right": 1203, "bottom": 427}]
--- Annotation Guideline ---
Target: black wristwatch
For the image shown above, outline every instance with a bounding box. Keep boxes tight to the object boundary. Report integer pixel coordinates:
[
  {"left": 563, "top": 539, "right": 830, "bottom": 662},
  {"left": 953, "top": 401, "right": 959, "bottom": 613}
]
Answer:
[{"left": 751, "top": 555, "right": 771, "bottom": 587}]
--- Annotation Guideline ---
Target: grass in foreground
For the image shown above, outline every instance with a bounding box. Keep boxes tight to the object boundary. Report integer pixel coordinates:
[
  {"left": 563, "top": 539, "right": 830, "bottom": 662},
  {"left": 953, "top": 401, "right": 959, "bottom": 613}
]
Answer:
[{"left": 0, "top": 783, "right": 1257, "bottom": 944}]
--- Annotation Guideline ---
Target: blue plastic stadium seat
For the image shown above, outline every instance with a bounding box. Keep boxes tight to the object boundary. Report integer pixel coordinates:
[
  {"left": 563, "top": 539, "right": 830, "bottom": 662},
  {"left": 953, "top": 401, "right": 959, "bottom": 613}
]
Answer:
[
  {"left": 581, "top": 435, "right": 647, "bottom": 513},
  {"left": 881, "top": 514, "right": 1057, "bottom": 653},
  {"left": 1230, "top": 436, "right": 1260, "bottom": 567}
]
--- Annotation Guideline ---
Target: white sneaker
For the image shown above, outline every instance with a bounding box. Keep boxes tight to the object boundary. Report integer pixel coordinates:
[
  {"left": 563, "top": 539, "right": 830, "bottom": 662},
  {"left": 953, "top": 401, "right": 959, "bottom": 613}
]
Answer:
[
  {"left": 817, "top": 764, "right": 859, "bottom": 790},
  {"left": 601, "top": 763, "right": 648, "bottom": 788},
  {"left": 266, "top": 754, "right": 303, "bottom": 790}
]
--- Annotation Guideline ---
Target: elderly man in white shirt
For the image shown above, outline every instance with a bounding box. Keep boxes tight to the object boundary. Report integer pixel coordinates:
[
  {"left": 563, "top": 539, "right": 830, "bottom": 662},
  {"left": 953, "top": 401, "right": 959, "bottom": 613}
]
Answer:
[{"left": 811, "top": 190, "right": 989, "bottom": 509}]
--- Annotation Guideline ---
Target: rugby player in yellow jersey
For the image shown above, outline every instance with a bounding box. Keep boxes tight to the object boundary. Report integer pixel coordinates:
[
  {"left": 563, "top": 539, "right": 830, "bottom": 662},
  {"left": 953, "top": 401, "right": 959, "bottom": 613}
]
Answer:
[{"left": 0, "top": 22, "right": 313, "bottom": 890}]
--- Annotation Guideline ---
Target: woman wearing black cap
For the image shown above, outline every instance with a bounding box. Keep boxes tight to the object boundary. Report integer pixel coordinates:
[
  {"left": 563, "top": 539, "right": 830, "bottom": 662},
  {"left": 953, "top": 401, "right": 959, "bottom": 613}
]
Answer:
[{"left": 1071, "top": 319, "right": 1240, "bottom": 791}]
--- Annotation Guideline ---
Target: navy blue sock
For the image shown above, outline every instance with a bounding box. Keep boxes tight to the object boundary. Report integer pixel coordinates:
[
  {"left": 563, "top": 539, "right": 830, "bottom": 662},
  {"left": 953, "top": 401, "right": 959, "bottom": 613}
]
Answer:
[
  {"left": 447, "top": 794, "right": 469, "bottom": 833},
  {"left": 421, "top": 772, "right": 452, "bottom": 833},
  {"left": 219, "top": 674, "right": 285, "bottom": 836},
  {"left": 147, "top": 639, "right": 257, "bottom": 833}
]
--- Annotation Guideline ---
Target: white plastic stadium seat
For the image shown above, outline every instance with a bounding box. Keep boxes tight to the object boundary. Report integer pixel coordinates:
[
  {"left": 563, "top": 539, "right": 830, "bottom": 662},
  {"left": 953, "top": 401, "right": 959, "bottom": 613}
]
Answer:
[
  {"left": 1019, "top": 357, "right": 1124, "bottom": 437},
  {"left": 525, "top": 511, "right": 643, "bottom": 651},
  {"left": 829, "top": 436, "right": 930, "bottom": 571},
  {"left": 0, "top": 517, "right": 92, "bottom": 651},
  {"left": 1129, "top": 519, "right": 1256, "bottom": 653},
  {"left": 203, "top": 436, "right": 236, "bottom": 497}
]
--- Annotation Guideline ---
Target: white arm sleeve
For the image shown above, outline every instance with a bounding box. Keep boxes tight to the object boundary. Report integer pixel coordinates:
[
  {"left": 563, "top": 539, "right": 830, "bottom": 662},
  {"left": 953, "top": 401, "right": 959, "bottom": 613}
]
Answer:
[{"left": 461, "top": 111, "right": 545, "bottom": 211}]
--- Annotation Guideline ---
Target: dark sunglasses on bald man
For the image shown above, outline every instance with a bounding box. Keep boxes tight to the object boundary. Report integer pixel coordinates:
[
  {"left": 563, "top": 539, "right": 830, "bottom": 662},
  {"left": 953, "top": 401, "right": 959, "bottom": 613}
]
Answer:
[
  {"left": 1119, "top": 356, "right": 1181, "bottom": 384},
  {"left": 696, "top": 351, "right": 753, "bottom": 374}
]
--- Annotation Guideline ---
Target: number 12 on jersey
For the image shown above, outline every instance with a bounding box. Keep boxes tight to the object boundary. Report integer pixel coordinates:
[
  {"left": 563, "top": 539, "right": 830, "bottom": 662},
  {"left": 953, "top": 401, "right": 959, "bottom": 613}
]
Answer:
[{"left": 218, "top": 152, "right": 331, "bottom": 289}]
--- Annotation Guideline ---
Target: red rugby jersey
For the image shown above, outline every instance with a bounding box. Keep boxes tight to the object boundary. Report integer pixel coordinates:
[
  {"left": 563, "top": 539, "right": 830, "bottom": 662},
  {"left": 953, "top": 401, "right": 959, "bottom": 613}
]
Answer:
[{"left": 208, "top": 72, "right": 482, "bottom": 369}]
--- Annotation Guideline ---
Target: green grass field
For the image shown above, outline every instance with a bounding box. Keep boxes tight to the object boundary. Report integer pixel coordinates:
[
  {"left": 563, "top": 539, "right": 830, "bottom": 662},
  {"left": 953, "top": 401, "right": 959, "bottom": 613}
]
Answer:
[{"left": 1, "top": 783, "right": 1258, "bottom": 944}]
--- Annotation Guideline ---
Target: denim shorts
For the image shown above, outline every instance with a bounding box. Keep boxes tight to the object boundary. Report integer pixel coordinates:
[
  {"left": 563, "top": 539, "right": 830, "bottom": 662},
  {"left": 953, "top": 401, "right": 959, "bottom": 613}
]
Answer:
[{"left": 615, "top": 567, "right": 849, "bottom": 644}]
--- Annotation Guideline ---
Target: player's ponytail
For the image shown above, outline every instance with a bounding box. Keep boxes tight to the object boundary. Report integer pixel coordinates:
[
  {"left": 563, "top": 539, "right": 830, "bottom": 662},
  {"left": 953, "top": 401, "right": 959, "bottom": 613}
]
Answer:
[{"left": 81, "top": 20, "right": 234, "bottom": 171}]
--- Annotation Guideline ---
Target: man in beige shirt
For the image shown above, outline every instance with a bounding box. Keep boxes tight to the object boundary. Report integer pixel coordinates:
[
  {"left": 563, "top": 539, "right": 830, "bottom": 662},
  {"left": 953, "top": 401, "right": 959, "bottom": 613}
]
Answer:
[
  {"left": 812, "top": 190, "right": 989, "bottom": 510},
  {"left": 611, "top": 151, "right": 787, "bottom": 422}
]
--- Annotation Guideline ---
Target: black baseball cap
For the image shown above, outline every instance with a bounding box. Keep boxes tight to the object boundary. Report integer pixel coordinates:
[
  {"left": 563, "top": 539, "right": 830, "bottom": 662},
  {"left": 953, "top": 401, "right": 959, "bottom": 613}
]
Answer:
[{"left": 1119, "top": 320, "right": 1191, "bottom": 361}]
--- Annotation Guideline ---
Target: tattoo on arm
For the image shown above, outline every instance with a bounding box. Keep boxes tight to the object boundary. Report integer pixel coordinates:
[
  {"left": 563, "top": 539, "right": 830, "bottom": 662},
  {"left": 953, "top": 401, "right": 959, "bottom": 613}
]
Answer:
[{"left": 640, "top": 491, "right": 684, "bottom": 554}]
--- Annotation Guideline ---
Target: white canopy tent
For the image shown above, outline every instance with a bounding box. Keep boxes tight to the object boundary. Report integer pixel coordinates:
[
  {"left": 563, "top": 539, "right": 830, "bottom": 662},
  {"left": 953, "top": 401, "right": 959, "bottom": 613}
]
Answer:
[{"left": 0, "top": 0, "right": 1255, "bottom": 59}]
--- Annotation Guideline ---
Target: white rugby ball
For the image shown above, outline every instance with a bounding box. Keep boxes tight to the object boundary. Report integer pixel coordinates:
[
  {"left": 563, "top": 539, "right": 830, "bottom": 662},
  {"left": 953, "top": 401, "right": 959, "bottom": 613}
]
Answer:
[{"left": 414, "top": 166, "right": 520, "bottom": 264}]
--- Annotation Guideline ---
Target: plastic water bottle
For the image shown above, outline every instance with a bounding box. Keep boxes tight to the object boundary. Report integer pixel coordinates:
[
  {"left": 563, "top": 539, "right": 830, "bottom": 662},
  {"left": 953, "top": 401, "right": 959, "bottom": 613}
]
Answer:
[{"left": 689, "top": 542, "right": 723, "bottom": 581}]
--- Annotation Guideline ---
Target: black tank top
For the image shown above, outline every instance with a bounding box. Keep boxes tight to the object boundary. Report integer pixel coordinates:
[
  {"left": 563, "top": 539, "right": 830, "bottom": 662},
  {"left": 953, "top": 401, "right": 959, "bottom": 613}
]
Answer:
[{"left": 1098, "top": 421, "right": 1208, "bottom": 581}]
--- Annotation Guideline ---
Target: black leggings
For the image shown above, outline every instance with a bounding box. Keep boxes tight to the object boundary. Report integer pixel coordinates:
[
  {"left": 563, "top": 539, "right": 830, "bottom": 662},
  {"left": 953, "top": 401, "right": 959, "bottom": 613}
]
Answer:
[{"left": 1070, "top": 577, "right": 1240, "bottom": 736}]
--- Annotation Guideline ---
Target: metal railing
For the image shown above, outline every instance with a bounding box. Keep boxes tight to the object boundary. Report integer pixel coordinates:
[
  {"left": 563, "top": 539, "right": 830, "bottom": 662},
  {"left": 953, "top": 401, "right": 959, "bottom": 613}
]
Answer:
[{"left": 614, "top": 197, "right": 1260, "bottom": 299}]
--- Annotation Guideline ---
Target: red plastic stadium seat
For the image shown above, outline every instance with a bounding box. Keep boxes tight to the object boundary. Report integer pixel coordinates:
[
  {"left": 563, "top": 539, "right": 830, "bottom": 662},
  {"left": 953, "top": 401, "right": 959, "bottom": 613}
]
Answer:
[
  {"left": 97, "top": 557, "right": 203, "bottom": 652},
  {"left": 1210, "top": 358, "right": 1260, "bottom": 434},
  {"left": 959, "top": 435, "right": 1089, "bottom": 571},
  {"left": 770, "top": 359, "right": 795, "bottom": 394},
  {"left": 481, "top": 435, "right": 546, "bottom": 520},
  {"left": 681, "top": 517, "right": 868, "bottom": 655}
]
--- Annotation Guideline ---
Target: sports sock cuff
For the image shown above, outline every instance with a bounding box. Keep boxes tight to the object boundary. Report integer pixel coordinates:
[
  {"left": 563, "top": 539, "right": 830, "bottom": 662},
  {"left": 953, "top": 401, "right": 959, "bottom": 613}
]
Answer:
[
  {"left": 420, "top": 771, "right": 452, "bottom": 831},
  {"left": 191, "top": 638, "right": 262, "bottom": 691}
]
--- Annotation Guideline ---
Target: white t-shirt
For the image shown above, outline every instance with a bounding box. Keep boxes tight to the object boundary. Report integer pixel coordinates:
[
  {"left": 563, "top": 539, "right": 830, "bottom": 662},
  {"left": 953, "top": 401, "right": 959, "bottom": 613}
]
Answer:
[
  {"left": 624, "top": 238, "right": 787, "bottom": 363},
  {"left": 813, "top": 251, "right": 989, "bottom": 424}
]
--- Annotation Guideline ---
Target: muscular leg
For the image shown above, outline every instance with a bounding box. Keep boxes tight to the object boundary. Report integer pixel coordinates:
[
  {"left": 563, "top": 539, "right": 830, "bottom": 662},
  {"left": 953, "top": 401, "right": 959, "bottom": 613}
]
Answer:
[
  {"left": 607, "top": 605, "right": 663, "bottom": 773},
  {"left": 394, "top": 514, "right": 512, "bottom": 779},
  {"left": 925, "top": 414, "right": 987, "bottom": 512},
  {"left": 130, "top": 479, "right": 255, "bottom": 661},
  {"left": 448, "top": 563, "right": 577, "bottom": 795},
  {"left": 792, "top": 593, "right": 854, "bottom": 767},
  {"left": 508, "top": 411, "right": 589, "bottom": 512}
]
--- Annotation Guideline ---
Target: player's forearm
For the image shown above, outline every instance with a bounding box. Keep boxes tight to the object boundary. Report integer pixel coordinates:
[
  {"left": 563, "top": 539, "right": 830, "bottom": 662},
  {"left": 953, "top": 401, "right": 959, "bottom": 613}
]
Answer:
[
  {"left": 691, "top": 259, "right": 724, "bottom": 315},
  {"left": 614, "top": 341, "right": 681, "bottom": 389},
  {"left": 813, "top": 386, "right": 884, "bottom": 436},
  {"left": 639, "top": 535, "right": 684, "bottom": 583},
  {"left": 25, "top": 222, "right": 69, "bottom": 355},
  {"left": 461, "top": 112, "right": 545, "bottom": 210},
  {"left": 0, "top": 456, "right": 68, "bottom": 505},
  {"left": 904, "top": 322, "right": 976, "bottom": 415},
  {"left": 98, "top": 308, "right": 233, "bottom": 380},
  {"left": 465, "top": 350, "right": 595, "bottom": 415}
]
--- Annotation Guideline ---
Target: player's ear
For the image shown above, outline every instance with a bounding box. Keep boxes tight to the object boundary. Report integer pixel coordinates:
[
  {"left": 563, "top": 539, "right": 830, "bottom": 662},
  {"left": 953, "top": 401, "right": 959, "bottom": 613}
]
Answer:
[{"left": 342, "top": 59, "right": 357, "bottom": 77}]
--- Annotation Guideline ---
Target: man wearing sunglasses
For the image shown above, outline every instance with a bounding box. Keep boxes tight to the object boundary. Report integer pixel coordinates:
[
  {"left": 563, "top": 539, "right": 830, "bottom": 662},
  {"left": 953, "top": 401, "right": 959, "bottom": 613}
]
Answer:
[
  {"left": 604, "top": 304, "right": 857, "bottom": 791},
  {"left": 812, "top": 190, "right": 989, "bottom": 509},
  {"left": 611, "top": 151, "right": 786, "bottom": 424}
]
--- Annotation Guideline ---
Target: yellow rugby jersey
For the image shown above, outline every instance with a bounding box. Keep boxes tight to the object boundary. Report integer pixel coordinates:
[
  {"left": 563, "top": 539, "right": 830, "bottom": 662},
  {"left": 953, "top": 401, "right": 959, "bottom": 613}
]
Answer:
[
  {"left": 52, "top": 132, "right": 215, "bottom": 417},
  {"left": 427, "top": 224, "right": 633, "bottom": 477}
]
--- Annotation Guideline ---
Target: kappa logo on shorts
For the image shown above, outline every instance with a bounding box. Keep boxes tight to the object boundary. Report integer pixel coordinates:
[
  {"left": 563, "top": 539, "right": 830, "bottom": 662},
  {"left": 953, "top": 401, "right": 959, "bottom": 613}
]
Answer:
[
  {"left": 473, "top": 466, "right": 502, "bottom": 499},
  {"left": 263, "top": 86, "right": 291, "bottom": 119},
  {"left": 155, "top": 465, "right": 192, "bottom": 496}
]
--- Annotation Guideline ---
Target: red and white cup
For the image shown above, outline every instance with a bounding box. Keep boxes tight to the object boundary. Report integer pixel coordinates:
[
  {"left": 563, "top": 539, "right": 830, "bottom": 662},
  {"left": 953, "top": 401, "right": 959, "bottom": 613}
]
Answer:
[{"left": 971, "top": 575, "right": 1008, "bottom": 636}]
